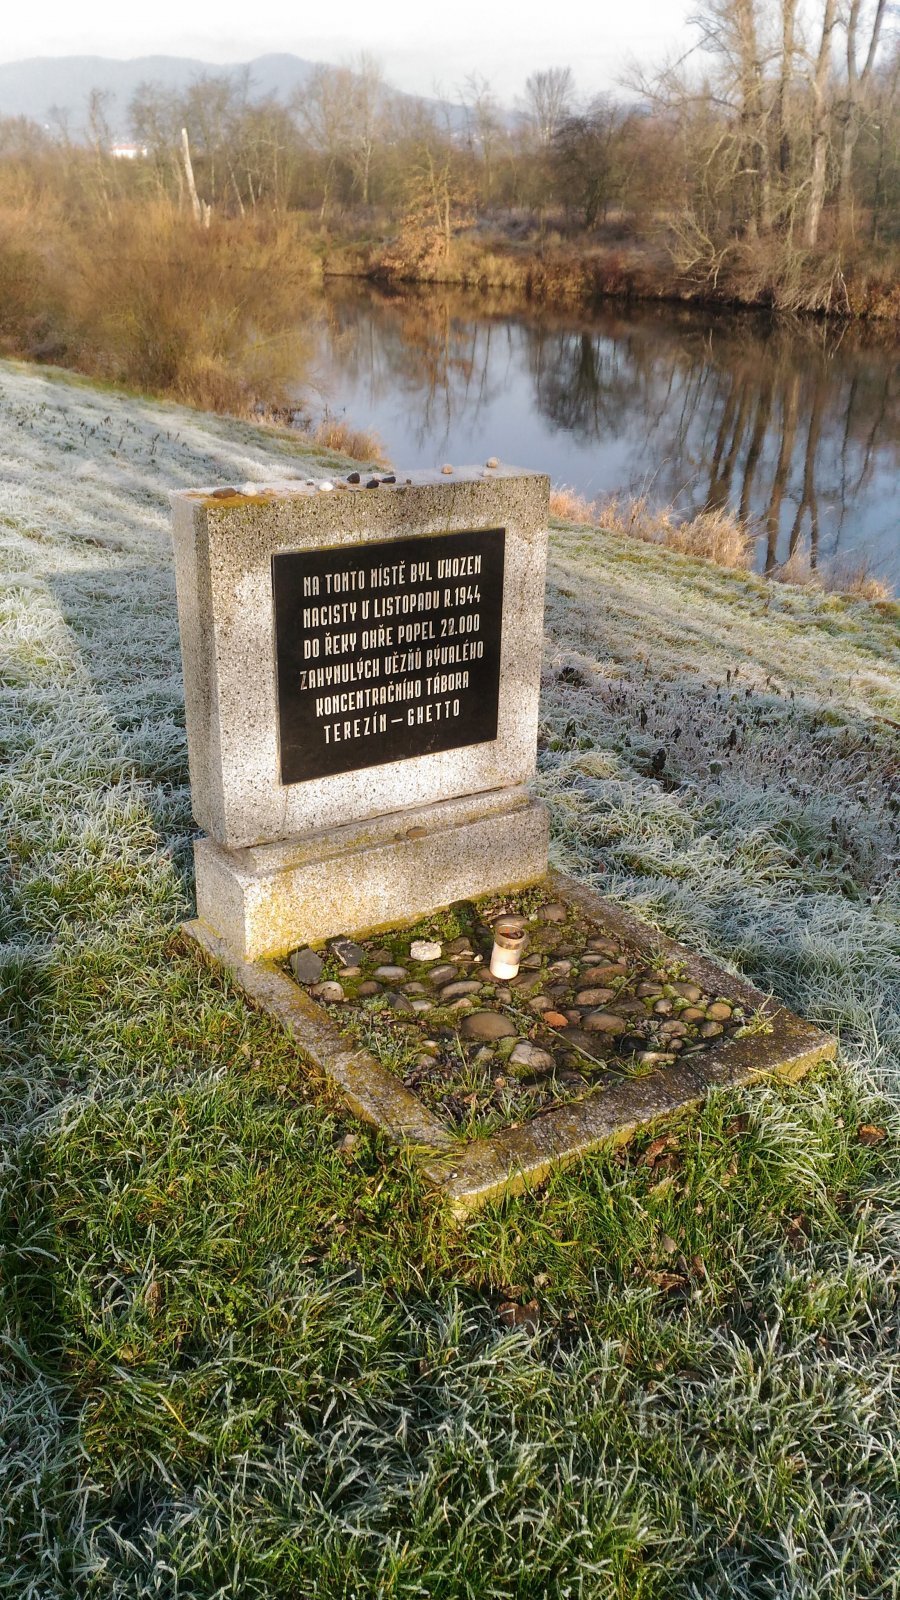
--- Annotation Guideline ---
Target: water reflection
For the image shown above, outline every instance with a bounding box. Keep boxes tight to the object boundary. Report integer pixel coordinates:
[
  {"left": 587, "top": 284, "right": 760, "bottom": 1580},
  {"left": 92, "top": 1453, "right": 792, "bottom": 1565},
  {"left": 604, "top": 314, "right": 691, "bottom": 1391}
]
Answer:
[{"left": 310, "top": 284, "right": 900, "bottom": 585}]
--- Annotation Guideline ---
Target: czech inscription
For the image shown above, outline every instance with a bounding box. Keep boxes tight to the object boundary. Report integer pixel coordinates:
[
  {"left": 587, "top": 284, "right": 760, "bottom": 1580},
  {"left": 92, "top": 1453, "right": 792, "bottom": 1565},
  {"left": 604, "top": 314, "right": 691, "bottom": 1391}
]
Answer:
[{"left": 272, "top": 527, "right": 505, "bottom": 783}]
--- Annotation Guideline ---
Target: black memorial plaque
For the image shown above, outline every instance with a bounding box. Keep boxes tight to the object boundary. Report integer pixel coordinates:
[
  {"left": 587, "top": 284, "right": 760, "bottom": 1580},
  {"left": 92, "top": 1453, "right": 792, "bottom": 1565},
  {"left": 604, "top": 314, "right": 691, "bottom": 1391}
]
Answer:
[{"left": 272, "top": 526, "right": 505, "bottom": 784}]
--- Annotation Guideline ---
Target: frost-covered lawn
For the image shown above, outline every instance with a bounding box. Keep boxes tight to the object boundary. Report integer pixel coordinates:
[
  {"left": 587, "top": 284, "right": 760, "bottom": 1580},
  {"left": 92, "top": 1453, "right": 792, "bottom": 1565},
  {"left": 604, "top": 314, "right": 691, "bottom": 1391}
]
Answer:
[{"left": 1, "top": 359, "right": 898, "bottom": 1599}]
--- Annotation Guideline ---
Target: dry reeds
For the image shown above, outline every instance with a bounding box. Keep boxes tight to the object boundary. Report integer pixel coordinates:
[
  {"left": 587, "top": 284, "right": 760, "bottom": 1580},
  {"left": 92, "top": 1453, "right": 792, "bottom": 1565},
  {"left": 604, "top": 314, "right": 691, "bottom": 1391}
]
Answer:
[{"left": 551, "top": 488, "right": 756, "bottom": 571}]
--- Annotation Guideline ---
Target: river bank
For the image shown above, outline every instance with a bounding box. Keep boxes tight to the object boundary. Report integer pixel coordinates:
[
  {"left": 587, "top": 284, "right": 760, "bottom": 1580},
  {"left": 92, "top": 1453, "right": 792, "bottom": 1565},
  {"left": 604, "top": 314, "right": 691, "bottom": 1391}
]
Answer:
[
  {"left": 2, "top": 360, "right": 898, "bottom": 1595},
  {"left": 324, "top": 222, "right": 900, "bottom": 322}
]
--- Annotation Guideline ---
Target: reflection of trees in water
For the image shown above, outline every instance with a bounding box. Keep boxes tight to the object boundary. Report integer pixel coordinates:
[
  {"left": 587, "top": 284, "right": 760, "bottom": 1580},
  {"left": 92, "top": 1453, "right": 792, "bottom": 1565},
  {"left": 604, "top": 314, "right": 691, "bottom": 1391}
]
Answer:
[
  {"left": 319, "top": 289, "right": 509, "bottom": 449},
  {"left": 319, "top": 286, "right": 898, "bottom": 575},
  {"left": 524, "top": 312, "right": 898, "bottom": 573}
]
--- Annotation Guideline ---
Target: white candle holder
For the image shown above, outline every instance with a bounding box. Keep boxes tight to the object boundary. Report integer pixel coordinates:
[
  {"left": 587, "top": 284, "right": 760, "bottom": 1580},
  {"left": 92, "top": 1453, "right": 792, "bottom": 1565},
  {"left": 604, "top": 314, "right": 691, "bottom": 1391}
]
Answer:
[{"left": 490, "top": 918, "right": 527, "bottom": 979}]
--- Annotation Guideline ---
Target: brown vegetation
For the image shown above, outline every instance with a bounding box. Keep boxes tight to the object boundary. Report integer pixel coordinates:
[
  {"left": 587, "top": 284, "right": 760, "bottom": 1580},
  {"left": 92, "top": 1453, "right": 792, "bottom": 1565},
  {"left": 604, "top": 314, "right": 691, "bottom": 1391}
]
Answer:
[
  {"left": 551, "top": 490, "right": 756, "bottom": 570},
  {"left": 549, "top": 488, "right": 894, "bottom": 600},
  {"left": 0, "top": 3, "right": 896, "bottom": 418}
]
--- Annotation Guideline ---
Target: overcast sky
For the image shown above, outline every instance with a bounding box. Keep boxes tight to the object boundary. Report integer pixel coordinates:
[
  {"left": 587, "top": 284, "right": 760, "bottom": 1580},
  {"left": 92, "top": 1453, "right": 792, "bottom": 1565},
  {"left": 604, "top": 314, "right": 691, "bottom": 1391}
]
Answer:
[{"left": 1, "top": 0, "right": 693, "bottom": 102}]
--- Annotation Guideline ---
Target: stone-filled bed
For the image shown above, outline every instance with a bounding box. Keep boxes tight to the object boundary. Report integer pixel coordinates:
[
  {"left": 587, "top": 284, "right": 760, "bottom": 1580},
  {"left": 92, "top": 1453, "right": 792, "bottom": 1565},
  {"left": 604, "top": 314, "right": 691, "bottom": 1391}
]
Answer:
[
  {"left": 186, "top": 870, "right": 836, "bottom": 1215},
  {"left": 284, "top": 889, "right": 758, "bottom": 1140}
]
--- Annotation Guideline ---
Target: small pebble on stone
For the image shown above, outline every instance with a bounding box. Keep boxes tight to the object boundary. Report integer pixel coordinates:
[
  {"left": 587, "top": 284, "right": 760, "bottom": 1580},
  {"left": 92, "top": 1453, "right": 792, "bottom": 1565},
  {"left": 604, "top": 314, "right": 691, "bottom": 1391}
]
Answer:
[{"left": 410, "top": 939, "right": 442, "bottom": 961}]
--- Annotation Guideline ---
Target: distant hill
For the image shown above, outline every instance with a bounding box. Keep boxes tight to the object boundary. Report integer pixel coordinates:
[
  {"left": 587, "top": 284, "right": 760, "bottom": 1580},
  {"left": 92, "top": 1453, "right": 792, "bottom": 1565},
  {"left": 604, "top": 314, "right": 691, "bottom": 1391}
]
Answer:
[{"left": 0, "top": 53, "right": 324, "bottom": 134}]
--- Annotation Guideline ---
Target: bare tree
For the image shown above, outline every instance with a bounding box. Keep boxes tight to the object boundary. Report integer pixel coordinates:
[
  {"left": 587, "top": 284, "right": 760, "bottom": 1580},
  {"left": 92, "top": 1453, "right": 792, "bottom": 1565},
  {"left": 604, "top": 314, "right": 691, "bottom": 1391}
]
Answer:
[
  {"left": 804, "top": 0, "right": 839, "bottom": 248},
  {"left": 837, "top": 0, "right": 890, "bottom": 234},
  {"left": 524, "top": 67, "right": 575, "bottom": 146}
]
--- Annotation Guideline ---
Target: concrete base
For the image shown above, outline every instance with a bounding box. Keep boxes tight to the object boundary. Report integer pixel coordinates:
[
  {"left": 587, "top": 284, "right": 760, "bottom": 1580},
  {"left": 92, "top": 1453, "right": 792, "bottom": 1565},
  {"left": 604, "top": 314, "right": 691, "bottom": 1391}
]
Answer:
[
  {"left": 193, "top": 786, "right": 549, "bottom": 960},
  {"left": 183, "top": 868, "right": 838, "bottom": 1219}
]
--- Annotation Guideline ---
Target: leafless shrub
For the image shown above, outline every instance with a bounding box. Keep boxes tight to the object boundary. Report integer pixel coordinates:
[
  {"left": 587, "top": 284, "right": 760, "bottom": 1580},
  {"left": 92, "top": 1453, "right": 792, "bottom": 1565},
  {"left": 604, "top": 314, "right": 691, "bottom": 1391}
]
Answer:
[{"left": 304, "top": 413, "right": 387, "bottom": 464}]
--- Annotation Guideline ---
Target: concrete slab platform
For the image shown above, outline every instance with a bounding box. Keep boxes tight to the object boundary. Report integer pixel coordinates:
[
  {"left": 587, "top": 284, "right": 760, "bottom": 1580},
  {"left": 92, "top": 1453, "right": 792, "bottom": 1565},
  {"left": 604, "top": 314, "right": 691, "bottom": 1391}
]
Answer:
[{"left": 183, "top": 869, "right": 837, "bottom": 1217}]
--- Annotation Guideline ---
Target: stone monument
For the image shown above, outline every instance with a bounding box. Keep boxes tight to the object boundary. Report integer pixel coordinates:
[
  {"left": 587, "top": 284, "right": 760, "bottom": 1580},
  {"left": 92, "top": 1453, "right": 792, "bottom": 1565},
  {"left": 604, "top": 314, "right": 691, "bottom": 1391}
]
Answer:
[
  {"left": 171, "top": 463, "right": 835, "bottom": 1214},
  {"left": 170, "top": 466, "right": 550, "bottom": 961}
]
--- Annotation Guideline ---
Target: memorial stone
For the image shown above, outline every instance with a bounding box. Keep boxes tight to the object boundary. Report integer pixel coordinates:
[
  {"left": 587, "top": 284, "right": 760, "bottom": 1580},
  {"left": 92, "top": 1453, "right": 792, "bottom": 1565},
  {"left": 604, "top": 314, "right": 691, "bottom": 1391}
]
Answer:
[{"left": 170, "top": 466, "right": 550, "bottom": 960}]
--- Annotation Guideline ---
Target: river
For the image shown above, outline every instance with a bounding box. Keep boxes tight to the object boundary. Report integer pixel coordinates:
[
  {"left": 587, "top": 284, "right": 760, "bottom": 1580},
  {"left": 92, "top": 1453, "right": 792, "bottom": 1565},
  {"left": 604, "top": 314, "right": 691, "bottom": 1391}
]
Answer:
[{"left": 306, "top": 282, "right": 899, "bottom": 590}]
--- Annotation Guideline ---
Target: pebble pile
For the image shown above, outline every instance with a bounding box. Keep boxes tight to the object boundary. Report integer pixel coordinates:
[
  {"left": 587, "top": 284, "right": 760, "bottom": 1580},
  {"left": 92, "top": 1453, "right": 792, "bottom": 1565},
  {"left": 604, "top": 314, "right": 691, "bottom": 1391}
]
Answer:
[{"left": 286, "top": 892, "right": 754, "bottom": 1136}]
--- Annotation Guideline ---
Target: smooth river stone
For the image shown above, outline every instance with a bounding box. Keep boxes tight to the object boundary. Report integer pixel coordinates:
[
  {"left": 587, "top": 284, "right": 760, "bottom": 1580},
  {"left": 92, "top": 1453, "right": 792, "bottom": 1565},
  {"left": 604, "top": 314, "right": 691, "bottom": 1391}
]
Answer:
[
  {"left": 441, "top": 980, "right": 483, "bottom": 1000},
  {"left": 311, "top": 980, "right": 345, "bottom": 1002},
  {"left": 581, "top": 963, "right": 629, "bottom": 982},
  {"left": 460, "top": 1011, "right": 517, "bottom": 1041},
  {"left": 374, "top": 965, "right": 408, "bottom": 981},
  {"left": 584, "top": 1011, "right": 627, "bottom": 1034},
  {"left": 538, "top": 902, "right": 567, "bottom": 922},
  {"left": 510, "top": 1041, "right": 555, "bottom": 1072},
  {"left": 428, "top": 965, "right": 459, "bottom": 987},
  {"left": 672, "top": 981, "right": 703, "bottom": 1001},
  {"left": 706, "top": 1002, "right": 733, "bottom": 1020},
  {"left": 574, "top": 988, "right": 615, "bottom": 1007},
  {"left": 384, "top": 990, "right": 414, "bottom": 1013}
]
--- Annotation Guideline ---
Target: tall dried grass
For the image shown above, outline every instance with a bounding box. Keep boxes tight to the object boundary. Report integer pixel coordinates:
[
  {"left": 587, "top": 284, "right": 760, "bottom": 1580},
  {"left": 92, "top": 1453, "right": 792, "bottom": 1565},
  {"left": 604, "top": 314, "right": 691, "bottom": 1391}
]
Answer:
[
  {"left": 774, "top": 550, "right": 894, "bottom": 603},
  {"left": 550, "top": 487, "right": 755, "bottom": 570},
  {"left": 0, "top": 197, "right": 321, "bottom": 415}
]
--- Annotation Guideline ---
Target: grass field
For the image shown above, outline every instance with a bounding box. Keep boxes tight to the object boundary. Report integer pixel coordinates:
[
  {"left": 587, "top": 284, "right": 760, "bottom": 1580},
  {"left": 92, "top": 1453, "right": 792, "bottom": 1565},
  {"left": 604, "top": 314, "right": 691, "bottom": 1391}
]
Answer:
[{"left": 1, "top": 359, "right": 898, "bottom": 1599}]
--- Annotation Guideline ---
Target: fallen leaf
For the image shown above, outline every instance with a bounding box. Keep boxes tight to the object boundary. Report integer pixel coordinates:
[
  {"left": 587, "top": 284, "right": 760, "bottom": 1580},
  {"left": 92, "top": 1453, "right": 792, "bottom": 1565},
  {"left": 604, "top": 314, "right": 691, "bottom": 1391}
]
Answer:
[
  {"left": 857, "top": 1124, "right": 887, "bottom": 1146},
  {"left": 785, "top": 1214, "right": 810, "bottom": 1247},
  {"left": 644, "top": 1270, "right": 687, "bottom": 1293},
  {"left": 498, "top": 1299, "right": 540, "bottom": 1333},
  {"left": 640, "top": 1134, "right": 679, "bottom": 1168}
]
